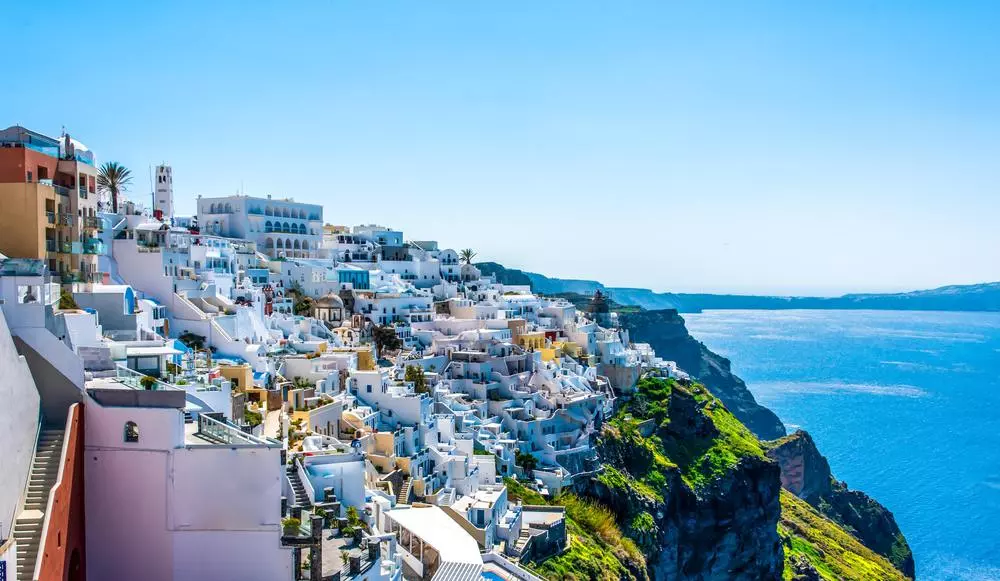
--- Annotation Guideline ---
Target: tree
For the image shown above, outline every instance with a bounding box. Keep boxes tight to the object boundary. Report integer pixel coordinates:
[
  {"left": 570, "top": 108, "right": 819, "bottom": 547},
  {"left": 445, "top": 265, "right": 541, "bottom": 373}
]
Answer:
[
  {"left": 372, "top": 325, "right": 402, "bottom": 353},
  {"left": 97, "top": 161, "right": 133, "bottom": 214},
  {"left": 515, "top": 450, "right": 537, "bottom": 477},
  {"left": 459, "top": 248, "right": 477, "bottom": 264},
  {"left": 405, "top": 365, "right": 428, "bottom": 394},
  {"left": 58, "top": 289, "right": 78, "bottom": 310}
]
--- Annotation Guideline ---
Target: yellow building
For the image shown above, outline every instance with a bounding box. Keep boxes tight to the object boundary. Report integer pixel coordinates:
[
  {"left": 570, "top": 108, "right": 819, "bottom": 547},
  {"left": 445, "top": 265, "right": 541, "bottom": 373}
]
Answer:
[
  {"left": 218, "top": 363, "right": 254, "bottom": 392},
  {"left": 517, "top": 331, "right": 546, "bottom": 351}
]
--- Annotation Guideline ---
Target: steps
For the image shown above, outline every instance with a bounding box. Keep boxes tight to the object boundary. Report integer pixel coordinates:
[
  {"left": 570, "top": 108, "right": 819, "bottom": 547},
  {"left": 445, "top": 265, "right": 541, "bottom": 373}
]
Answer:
[
  {"left": 14, "top": 428, "right": 66, "bottom": 581},
  {"left": 287, "top": 464, "right": 312, "bottom": 508},
  {"left": 512, "top": 530, "right": 531, "bottom": 557},
  {"left": 396, "top": 477, "right": 412, "bottom": 506}
]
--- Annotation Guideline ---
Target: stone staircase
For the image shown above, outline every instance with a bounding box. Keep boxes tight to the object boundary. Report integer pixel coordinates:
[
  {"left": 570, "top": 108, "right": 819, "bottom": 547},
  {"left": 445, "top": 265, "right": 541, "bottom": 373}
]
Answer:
[
  {"left": 512, "top": 530, "right": 532, "bottom": 557},
  {"left": 13, "top": 428, "right": 66, "bottom": 581},
  {"left": 287, "top": 464, "right": 312, "bottom": 508},
  {"left": 395, "top": 477, "right": 412, "bottom": 506}
]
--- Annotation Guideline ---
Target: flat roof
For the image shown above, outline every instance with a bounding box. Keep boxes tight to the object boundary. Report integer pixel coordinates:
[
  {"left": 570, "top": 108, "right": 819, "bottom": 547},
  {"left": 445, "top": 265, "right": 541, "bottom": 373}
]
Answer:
[
  {"left": 385, "top": 505, "right": 482, "bottom": 567},
  {"left": 126, "top": 346, "right": 181, "bottom": 357}
]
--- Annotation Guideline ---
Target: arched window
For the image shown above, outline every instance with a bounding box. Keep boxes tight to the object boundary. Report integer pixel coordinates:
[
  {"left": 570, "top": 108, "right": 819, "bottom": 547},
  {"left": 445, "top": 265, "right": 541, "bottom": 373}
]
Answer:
[
  {"left": 224, "top": 203, "right": 232, "bottom": 213},
  {"left": 299, "top": 224, "right": 307, "bottom": 234},
  {"left": 209, "top": 203, "right": 216, "bottom": 213},
  {"left": 265, "top": 206, "right": 273, "bottom": 216},
  {"left": 293, "top": 240, "right": 301, "bottom": 250},
  {"left": 283, "top": 222, "right": 290, "bottom": 233},
  {"left": 265, "top": 238, "right": 274, "bottom": 249},
  {"left": 282, "top": 208, "right": 290, "bottom": 218},
  {"left": 265, "top": 221, "right": 272, "bottom": 233},
  {"left": 302, "top": 240, "right": 310, "bottom": 250},
  {"left": 276, "top": 239, "right": 284, "bottom": 249},
  {"left": 124, "top": 421, "right": 139, "bottom": 443},
  {"left": 285, "top": 238, "right": 292, "bottom": 250}
]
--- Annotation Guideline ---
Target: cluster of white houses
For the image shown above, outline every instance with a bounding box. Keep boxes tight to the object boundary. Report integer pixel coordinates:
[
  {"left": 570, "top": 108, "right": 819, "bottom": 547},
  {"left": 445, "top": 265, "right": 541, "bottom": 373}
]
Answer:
[{"left": 0, "top": 137, "right": 687, "bottom": 581}]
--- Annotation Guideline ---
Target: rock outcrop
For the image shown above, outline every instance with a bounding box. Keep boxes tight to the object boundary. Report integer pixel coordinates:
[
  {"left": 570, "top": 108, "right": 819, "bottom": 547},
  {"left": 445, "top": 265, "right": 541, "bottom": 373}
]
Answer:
[
  {"left": 767, "top": 431, "right": 915, "bottom": 577},
  {"left": 618, "top": 309, "right": 786, "bottom": 440},
  {"left": 582, "top": 379, "right": 784, "bottom": 579}
]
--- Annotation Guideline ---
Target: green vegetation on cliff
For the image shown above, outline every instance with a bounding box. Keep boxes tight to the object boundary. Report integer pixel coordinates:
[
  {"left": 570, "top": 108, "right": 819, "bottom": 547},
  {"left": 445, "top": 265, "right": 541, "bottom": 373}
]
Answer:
[
  {"left": 514, "top": 377, "right": 910, "bottom": 579},
  {"left": 608, "top": 377, "right": 765, "bottom": 491},
  {"left": 505, "top": 478, "right": 646, "bottom": 580},
  {"left": 779, "top": 490, "right": 908, "bottom": 581}
]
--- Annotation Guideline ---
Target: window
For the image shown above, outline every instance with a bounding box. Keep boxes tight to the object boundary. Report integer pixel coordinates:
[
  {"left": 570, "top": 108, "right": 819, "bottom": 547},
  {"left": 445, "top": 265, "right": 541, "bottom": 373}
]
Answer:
[
  {"left": 124, "top": 421, "right": 139, "bottom": 443},
  {"left": 366, "top": 384, "right": 372, "bottom": 393}
]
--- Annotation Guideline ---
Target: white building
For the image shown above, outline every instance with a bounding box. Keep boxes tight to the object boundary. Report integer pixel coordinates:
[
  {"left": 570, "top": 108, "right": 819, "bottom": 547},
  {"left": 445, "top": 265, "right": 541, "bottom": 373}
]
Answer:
[
  {"left": 197, "top": 194, "right": 323, "bottom": 259},
  {"left": 155, "top": 165, "right": 174, "bottom": 221},
  {"left": 83, "top": 377, "right": 289, "bottom": 581}
]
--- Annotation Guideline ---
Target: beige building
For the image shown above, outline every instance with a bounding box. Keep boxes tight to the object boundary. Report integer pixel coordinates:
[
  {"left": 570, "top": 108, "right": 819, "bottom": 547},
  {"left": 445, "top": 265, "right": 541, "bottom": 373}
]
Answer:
[{"left": 0, "top": 126, "right": 103, "bottom": 282}]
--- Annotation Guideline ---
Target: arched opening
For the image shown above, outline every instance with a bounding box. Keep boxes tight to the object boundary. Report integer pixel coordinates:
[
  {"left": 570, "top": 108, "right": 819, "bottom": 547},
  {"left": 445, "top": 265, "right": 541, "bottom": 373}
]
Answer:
[
  {"left": 282, "top": 222, "right": 289, "bottom": 233},
  {"left": 265, "top": 206, "right": 273, "bottom": 216},
  {"left": 124, "top": 421, "right": 139, "bottom": 443},
  {"left": 282, "top": 208, "right": 290, "bottom": 218},
  {"left": 265, "top": 221, "right": 272, "bottom": 233},
  {"left": 265, "top": 238, "right": 274, "bottom": 249},
  {"left": 275, "top": 239, "right": 284, "bottom": 249},
  {"left": 293, "top": 240, "right": 301, "bottom": 250}
]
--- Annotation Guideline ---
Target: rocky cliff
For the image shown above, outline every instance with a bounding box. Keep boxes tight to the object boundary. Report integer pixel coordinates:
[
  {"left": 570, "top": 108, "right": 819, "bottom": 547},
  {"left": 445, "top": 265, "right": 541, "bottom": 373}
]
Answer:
[
  {"left": 531, "top": 377, "right": 908, "bottom": 580},
  {"left": 618, "top": 309, "right": 786, "bottom": 440},
  {"left": 767, "top": 431, "right": 915, "bottom": 577}
]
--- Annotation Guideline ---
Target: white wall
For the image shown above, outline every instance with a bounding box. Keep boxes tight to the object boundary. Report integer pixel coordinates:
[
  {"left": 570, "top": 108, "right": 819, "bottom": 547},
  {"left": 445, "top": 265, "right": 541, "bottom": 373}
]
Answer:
[
  {"left": 0, "top": 306, "right": 41, "bottom": 540},
  {"left": 84, "top": 397, "right": 289, "bottom": 581}
]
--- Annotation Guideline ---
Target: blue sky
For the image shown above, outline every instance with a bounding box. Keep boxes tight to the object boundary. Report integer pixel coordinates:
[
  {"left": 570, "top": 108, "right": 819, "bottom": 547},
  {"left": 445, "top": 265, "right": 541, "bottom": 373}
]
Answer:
[{"left": 3, "top": 1, "right": 998, "bottom": 295}]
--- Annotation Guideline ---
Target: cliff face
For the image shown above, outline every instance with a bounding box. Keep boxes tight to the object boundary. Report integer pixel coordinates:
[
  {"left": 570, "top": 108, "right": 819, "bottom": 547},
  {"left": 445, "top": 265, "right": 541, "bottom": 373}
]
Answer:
[
  {"left": 767, "top": 431, "right": 915, "bottom": 577},
  {"left": 560, "top": 377, "right": 909, "bottom": 581},
  {"left": 618, "top": 309, "right": 786, "bottom": 440},
  {"left": 581, "top": 378, "right": 784, "bottom": 580}
]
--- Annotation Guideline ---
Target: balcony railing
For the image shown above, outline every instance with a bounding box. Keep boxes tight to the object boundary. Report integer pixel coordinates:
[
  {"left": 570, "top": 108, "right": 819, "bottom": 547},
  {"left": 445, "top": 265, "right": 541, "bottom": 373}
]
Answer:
[
  {"left": 57, "top": 213, "right": 73, "bottom": 226},
  {"left": 83, "top": 216, "right": 102, "bottom": 229},
  {"left": 198, "top": 413, "right": 271, "bottom": 446},
  {"left": 115, "top": 365, "right": 180, "bottom": 391},
  {"left": 45, "top": 240, "right": 56, "bottom": 252},
  {"left": 83, "top": 239, "right": 105, "bottom": 254},
  {"left": 46, "top": 212, "right": 55, "bottom": 224}
]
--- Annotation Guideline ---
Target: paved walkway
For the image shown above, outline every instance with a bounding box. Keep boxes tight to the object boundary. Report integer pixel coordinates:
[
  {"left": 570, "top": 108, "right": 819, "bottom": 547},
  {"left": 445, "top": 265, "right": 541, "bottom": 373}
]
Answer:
[{"left": 265, "top": 409, "right": 282, "bottom": 439}]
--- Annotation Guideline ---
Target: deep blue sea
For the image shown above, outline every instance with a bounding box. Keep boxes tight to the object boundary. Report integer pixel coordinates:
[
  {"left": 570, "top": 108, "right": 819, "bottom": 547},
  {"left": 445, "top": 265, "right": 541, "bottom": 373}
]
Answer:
[{"left": 684, "top": 309, "right": 1000, "bottom": 581}]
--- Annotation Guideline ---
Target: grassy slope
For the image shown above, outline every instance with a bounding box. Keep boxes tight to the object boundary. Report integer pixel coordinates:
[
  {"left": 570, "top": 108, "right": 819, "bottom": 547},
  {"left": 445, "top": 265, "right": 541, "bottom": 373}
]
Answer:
[
  {"left": 505, "top": 478, "right": 646, "bottom": 581},
  {"left": 780, "top": 490, "right": 908, "bottom": 580}
]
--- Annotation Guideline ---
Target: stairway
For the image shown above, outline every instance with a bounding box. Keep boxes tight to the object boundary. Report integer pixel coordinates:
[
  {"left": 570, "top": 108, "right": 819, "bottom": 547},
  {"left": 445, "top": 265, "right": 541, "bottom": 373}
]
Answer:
[
  {"left": 13, "top": 428, "right": 66, "bottom": 581},
  {"left": 287, "top": 464, "right": 312, "bottom": 507},
  {"left": 395, "top": 477, "right": 412, "bottom": 506},
  {"left": 512, "top": 530, "right": 532, "bottom": 557}
]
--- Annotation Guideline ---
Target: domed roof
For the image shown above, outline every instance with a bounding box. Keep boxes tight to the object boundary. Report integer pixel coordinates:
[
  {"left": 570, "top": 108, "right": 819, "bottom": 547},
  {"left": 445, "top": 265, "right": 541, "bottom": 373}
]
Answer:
[{"left": 314, "top": 292, "right": 344, "bottom": 308}]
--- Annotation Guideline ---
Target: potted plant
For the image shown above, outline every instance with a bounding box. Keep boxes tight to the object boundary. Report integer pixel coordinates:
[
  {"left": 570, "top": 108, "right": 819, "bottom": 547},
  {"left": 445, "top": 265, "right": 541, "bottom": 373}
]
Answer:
[
  {"left": 282, "top": 516, "right": 300, "bottom": 536},
  {"left": 340, "top": 551, "right": 350, "bottom": 567},
  {"left": 139, "top": 375, "right": 157, "bottom": 390}
]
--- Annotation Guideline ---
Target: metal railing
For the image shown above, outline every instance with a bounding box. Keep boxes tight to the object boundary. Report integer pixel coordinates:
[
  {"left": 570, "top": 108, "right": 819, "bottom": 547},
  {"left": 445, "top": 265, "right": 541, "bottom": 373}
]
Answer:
[
  {"left": 198, "top": 413, "right": 270, "bottom": 446},
  {"left": 115, "top": 365, "right": 180, "bottom": 391}
]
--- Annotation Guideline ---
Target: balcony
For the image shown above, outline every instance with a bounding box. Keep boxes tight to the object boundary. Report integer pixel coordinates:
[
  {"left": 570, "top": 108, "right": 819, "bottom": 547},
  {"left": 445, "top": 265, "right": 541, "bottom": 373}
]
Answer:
[
  {"left": 46, "top": 212, "right": 55, "bottom": 224},
  {"left": 57, "top": 213, "right": 74, "bottom": 227},
  {"left": 78, "top": 186, "right": 89, "bottom": 199},
  {"left": 83, "top": 216, "right": 102, "bottom": 230},
  {"left": 83, "top": 239, "right": 105, "bottom": 254},
  {"left": 45, "top": 240, "right": 57, "bottom": 252}
]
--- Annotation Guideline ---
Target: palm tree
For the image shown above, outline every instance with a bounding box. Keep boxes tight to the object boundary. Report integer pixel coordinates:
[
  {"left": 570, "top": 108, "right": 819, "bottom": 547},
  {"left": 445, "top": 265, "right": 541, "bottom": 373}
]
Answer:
[
  {"left": 459, "top": 248, "right": 477, "bottom": 265},
  {"left": 97, "top": 162, "right": 133, "bottom": 213}
]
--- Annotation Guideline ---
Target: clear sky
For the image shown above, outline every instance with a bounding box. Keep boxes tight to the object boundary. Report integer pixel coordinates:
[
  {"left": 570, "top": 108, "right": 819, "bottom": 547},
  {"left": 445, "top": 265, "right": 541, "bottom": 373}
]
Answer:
[{"left": 3, "top": 1, "right": 998, "bottom": 295}]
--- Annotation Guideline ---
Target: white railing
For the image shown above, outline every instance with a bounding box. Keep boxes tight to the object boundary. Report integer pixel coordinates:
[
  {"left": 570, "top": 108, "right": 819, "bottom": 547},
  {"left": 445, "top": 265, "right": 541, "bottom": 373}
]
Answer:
[{"left": 197, "top": 413, "right": 270, "bottom": 446}]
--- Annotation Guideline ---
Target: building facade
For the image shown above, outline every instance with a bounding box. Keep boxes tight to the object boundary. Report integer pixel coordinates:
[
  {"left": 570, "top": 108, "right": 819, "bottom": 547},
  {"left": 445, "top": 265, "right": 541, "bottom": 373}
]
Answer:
[{"left": 197, "top": 194, "right": 323, "bottom": 259}]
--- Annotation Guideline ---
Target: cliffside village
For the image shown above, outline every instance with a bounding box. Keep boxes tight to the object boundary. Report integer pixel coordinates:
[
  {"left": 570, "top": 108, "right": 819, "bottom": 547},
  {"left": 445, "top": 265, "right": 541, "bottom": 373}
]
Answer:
[{"left": 0, "top": 125, "right": 687, "bottom": 581}]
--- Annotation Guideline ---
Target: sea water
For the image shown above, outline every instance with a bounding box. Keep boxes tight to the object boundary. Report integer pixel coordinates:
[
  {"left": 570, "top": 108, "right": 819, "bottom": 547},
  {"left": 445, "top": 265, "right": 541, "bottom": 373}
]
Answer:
[{"left": 684, "top": 309, "right": 1000, "bottom": 581}]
